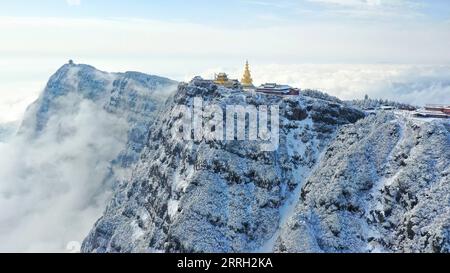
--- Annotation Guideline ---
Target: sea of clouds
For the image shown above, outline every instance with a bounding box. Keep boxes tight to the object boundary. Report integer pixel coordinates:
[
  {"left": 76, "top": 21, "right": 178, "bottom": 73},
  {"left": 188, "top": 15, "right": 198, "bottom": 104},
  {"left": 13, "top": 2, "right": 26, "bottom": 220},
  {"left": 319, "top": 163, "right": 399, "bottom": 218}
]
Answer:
[{"left": 0, "top": 94, "right": 129, "bottom": 252}]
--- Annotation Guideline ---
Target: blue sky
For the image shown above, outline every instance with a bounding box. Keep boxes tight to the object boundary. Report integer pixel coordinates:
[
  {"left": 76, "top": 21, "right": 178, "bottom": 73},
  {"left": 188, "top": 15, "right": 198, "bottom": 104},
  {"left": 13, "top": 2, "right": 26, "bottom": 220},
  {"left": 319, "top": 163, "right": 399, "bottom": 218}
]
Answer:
[{"left": 1, "top": 0, "right": 450, "bottom": 26}]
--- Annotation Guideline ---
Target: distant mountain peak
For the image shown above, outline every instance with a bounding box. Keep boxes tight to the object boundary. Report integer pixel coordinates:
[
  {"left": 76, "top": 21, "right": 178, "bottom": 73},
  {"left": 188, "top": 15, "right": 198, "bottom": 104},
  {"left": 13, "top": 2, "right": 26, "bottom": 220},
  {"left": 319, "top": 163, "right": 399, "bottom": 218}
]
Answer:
[
  {"left": 0, "top": 63, "right": 179, "bottom": 252},
  {"left": 19, "top": 63, "right": 177, "bottom": 135}
]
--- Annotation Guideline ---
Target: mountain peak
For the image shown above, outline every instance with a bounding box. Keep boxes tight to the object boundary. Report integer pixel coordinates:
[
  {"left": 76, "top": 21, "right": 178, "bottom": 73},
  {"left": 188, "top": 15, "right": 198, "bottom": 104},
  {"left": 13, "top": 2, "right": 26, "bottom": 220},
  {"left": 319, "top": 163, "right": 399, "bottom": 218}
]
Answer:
[
  {"left": 20, "top": 62, "right": 177, "bottom": 135},
  {"left": 82, "top": 80, "right": 366, "bottom": 253}
]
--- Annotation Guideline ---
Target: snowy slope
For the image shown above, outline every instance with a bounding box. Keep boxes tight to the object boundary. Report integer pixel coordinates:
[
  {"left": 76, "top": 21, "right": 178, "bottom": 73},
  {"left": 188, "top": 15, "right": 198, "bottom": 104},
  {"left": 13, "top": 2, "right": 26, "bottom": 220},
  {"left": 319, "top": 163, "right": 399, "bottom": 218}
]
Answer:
[
  {"left": 82, "top": 78, "right": 364, "bottom": 253},
  {"left": 275, "top": 112, "right": 450, "bottom": 253}
]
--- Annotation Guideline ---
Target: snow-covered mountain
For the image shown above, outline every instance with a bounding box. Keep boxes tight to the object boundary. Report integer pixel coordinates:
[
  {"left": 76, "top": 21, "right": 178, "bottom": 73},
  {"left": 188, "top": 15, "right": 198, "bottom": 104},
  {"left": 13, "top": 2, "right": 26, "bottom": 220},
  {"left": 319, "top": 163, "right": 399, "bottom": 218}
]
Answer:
[
  {"left": 276, "top": 113, "right": 450, "bottom": 253},
  {"left": 81, "top": 77, "right": 365, "bottom": 253},
  {"left": 19, "top": 62, "right": 178, "bottom": 167},
  {"left": 2, "top": 62, "right": 448, "bottom": 253},
  {"left": 0, "top": 62, "right": 177, "bottom": 252},
  {"left": 82, "top": 77, "right": 449, "bottom": 253}
]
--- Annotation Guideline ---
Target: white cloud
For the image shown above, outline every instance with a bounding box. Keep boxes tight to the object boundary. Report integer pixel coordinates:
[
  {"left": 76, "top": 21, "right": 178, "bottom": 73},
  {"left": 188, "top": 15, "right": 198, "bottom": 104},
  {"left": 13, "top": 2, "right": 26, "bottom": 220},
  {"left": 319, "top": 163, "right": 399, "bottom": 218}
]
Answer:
[
  {"left": 306, "top": 0, "right": 424, "bottom": 19},
  {"left": 0, "top": 121, "right": 19, "bottom": 143},
  {"left": 66, "top": 0, "right": 81, "bottom": 6},
  {"left": 307, "top": 0, "right": 417, "bottom": 8},
  {"left": 308, "top": 0, "right": 368, "bottom": 7},
  {"left": 0, "top": 94, "right": 129, "bottom": 252},
  {"left": 245, "top": 0, "right": 294, "bottom": 9},
  {"left": 0, "top": 16, "right": 448, "bottom": 63},
  {"left": 0, "top": 83, "right": 41, "bottom": 124}
]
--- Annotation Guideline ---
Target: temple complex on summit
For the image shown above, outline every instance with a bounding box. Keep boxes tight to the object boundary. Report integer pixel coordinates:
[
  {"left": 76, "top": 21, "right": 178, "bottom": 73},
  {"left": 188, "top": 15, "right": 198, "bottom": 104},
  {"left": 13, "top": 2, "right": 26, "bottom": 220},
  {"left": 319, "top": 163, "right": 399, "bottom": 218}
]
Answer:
[{"left": 212, "top": 61, "right": 300, "bottom": 96}]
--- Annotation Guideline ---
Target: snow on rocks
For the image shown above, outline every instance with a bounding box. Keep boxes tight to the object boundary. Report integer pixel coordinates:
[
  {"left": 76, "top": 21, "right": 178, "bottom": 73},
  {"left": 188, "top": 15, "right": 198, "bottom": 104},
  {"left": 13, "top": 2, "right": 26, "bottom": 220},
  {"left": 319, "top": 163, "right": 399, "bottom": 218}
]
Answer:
[
  {"left": 82, "top": 78, "right": 364, "bottom": 253},
  {"left": 275, "top": 112, "right": 450, "bottom": 253}
]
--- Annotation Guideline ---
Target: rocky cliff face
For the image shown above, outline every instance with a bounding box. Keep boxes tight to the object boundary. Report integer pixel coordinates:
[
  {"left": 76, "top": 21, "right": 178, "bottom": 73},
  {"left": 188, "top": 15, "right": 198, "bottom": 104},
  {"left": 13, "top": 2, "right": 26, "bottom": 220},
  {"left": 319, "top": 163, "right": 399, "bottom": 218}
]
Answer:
[
  {"left": 275, "top": 113, "right": 450, "bottom": 253},
  {"left": 0, "top": 63, "right": 177, "bottom": 252},
  {"left": 82, "top": 78, "right": 365, "bottom": 253}
]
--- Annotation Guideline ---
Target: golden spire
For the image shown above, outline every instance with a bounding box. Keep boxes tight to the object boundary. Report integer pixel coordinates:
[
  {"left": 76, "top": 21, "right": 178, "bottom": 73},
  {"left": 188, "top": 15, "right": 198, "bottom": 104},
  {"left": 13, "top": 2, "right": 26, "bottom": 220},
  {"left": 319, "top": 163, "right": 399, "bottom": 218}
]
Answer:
[{"left": 241, "top": 60, "right": 254, "bottom": 87}]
